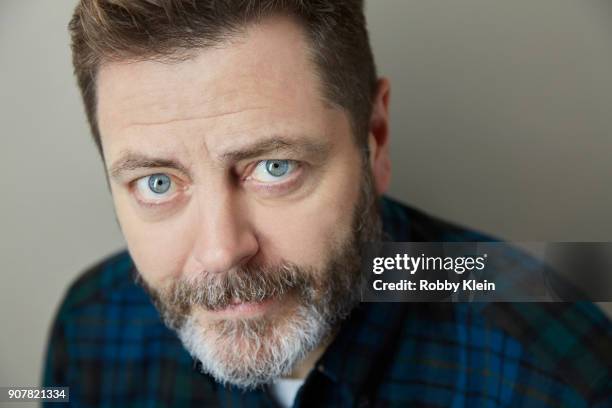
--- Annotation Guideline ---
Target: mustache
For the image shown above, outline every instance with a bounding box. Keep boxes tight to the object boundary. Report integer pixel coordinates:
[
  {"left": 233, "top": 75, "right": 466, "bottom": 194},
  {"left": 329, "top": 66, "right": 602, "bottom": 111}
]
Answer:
[{"left": 161, "top": 262, "right": 318, "bottom": 312}]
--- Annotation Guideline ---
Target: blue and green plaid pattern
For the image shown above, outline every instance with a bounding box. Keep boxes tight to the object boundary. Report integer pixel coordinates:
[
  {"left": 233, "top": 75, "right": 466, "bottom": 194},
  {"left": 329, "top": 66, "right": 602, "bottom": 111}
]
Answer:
[{"left": 43, "top": 196, "right": 612, "bottom": 407}]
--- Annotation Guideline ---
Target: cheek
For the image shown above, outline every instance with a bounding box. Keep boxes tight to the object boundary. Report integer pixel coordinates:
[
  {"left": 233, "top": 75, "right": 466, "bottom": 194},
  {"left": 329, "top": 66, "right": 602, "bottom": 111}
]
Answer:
[
  {"left": 253, "top": 156, "right": 362, "bottom": 269},
  {"left": 112, "top": 192, "right": 194, "bottom": 287}
]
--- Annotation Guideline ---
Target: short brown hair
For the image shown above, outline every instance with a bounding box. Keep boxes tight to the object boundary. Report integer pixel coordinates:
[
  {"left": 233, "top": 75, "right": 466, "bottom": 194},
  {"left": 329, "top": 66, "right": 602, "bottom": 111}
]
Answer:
[{"left": 69, "top": 0, "right": 378, "bottom": 157}]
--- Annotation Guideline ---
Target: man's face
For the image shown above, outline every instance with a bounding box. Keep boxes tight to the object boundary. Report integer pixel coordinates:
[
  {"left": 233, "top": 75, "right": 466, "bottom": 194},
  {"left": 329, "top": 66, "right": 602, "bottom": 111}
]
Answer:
[{"left": 96, "top": 17, "right": 382, "bottom": 387}]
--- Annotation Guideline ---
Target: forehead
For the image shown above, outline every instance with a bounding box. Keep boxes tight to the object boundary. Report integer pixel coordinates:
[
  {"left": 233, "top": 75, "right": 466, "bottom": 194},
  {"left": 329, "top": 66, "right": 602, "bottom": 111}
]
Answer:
[{"left": 96, "top": 16, "right": 333, "bottom": 150}]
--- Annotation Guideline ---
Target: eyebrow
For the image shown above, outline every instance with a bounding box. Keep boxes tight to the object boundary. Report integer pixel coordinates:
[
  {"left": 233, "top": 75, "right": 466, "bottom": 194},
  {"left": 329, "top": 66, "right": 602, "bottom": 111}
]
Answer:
[
  {"left": 108, "top": 136, "right": 331, "bottom": 180},
  {"left": 108, "top": 154, "right": 192, "bottom": 180},
  {"left": 219, "top": 136, "right": 331, "bottom": 163}
]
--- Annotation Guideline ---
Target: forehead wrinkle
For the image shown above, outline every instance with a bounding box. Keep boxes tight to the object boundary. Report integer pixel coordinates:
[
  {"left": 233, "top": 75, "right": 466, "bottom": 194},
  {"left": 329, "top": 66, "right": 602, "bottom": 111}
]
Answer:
[
  {"left": 121, "top": 105, "right": 269, "bottom": 130},
  {"left": 98, "top": 60, "right": 279, "bottom": 137}
]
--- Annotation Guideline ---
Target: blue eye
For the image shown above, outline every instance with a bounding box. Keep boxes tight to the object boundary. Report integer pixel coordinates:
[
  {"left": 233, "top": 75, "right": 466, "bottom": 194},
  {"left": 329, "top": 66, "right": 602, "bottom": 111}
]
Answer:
[
  {"left": 135, "top": 173, "right": 176, "bottom": 203},
  {"left": 252, "top": 160, "right": 296, "bottom": 183},
  {"left": 265, "top": 160, "right": 289, "bottom": 177},
  {"left": 148, "top": 173, "right": 172, "bottom": 194}
]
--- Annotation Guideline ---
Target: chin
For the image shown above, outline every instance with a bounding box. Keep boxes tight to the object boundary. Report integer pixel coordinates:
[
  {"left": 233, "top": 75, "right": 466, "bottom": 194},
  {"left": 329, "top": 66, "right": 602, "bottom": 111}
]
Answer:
[{"left": 177, "top": 302, "right": 331, "bottom": 389}]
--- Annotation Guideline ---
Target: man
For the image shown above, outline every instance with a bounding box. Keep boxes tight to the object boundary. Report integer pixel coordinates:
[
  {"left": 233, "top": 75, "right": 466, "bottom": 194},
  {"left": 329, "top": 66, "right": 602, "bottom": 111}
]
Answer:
[{"left": 44, "top": 1, "right": 611, "bottom": 406}]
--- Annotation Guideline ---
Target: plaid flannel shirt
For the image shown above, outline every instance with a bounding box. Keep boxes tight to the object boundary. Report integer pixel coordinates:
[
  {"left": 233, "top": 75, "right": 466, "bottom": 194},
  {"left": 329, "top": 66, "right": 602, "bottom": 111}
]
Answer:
[{"left": 43, "top": 196, "right": 612, "bottom": 407}]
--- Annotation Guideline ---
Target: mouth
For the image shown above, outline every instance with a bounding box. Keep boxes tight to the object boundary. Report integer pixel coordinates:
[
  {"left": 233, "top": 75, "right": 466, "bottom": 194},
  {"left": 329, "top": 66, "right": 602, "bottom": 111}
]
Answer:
[{"left": 207, "top": 296, "right": 280, "bottom": 318}]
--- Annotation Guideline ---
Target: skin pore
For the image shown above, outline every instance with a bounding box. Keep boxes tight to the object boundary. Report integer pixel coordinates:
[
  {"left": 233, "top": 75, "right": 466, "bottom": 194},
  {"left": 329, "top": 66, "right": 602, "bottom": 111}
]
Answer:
[{"left": 96, "top": 15, "right": 391, "bottom": 383}]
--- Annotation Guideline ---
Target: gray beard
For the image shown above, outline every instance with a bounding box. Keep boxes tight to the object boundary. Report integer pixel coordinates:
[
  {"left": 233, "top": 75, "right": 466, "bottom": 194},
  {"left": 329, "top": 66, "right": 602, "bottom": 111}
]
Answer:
[
  {"left": 179, "top": 291, "right": 336, "bottom": 388},
  {"left": 136, "top": 164, "right": 382, "bottom": 389}
]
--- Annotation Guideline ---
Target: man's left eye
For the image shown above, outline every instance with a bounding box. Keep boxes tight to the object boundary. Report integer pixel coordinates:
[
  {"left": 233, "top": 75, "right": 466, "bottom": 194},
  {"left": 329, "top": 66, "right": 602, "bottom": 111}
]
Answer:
[{"left": 251, "top": 160, "right": 296, "bottom": 182}]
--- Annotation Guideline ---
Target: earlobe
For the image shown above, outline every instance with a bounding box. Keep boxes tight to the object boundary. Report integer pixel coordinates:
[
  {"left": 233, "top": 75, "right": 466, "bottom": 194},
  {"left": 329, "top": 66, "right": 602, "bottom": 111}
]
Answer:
[{"left": 368, "top": 78, "right": 392, "bottom": 195}]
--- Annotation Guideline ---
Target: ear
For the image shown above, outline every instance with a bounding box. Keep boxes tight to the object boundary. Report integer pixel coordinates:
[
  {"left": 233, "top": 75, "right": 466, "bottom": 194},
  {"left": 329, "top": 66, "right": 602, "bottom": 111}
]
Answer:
[{"left": 368, "top": 78, "right": 391, "bottom": 195}]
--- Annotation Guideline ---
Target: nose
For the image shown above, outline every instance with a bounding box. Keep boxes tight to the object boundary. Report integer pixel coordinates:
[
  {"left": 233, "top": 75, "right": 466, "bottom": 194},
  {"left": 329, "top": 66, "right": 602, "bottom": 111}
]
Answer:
[{"left": 188, "top": 190, "right": 259, "bottom": 275}]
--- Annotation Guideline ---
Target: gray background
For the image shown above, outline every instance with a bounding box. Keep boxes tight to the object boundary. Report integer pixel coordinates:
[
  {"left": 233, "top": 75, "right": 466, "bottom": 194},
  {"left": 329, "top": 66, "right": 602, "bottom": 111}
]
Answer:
[{"left": 1, "top": 0, "right": 611, "bottom": 394}]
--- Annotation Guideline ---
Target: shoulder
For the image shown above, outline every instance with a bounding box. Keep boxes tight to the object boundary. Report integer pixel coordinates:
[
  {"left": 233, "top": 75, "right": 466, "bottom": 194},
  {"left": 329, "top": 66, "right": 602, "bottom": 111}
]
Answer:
[
  {"left": 380, "top": 195, "right": 497, "bottom": 242},
  {"left": 52, "top": 250, "right": 149, "bottom": 322},
  {"left": 46, "top": 250, "right": 165, "bottom": 356},
  {"left": 480, "top": 302, "right": 612, "bottom": 404},
  {"left": 385, "top": 301, "right": 611, "bottom": 406},
  {"left": 50, "top": 250, "right": 165, "bottom": 331},
  {"left": 380, "top": 196, "right": 611, "bottom": 403},
  {"left": 44, "top": 254, "right": 216, "bottom": 405}
]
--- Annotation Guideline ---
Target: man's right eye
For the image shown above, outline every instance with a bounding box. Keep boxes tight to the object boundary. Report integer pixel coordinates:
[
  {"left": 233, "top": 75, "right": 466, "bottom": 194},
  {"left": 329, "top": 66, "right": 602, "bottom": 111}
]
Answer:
[{"left": 134, "top": 173, "right": 176, "bottom": 203}]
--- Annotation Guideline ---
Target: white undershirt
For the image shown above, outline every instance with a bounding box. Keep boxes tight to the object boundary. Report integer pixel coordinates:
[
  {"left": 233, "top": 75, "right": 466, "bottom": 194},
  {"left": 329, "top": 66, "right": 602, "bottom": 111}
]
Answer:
[{"left": 269, "top": 378, "right": 305, "bottom": 408}]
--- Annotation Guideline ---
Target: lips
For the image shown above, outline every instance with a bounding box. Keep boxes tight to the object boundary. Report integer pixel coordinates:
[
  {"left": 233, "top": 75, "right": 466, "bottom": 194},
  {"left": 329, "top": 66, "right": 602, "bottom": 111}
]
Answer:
[{"left": 209, "top": 296, "right": 279, "bottom": 317}]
